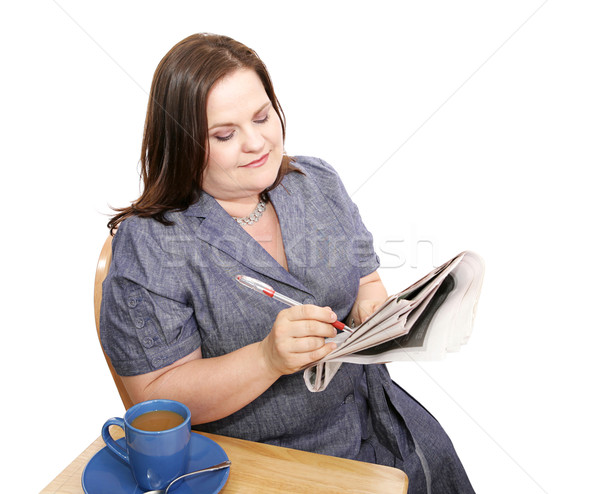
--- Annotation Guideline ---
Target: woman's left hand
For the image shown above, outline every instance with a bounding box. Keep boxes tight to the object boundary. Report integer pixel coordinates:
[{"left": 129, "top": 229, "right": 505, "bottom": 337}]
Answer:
[
  {"left": 348, "top": 271, "right": 389, "bottom": 327},
  {"left": 348, "top": 299, "right": 384, "bottom": 327}
]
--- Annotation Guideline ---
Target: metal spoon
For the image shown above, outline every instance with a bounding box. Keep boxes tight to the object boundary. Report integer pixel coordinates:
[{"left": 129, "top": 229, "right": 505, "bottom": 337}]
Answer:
[{"left": 144, "top": 460, "right": 231, "bottom": 494}]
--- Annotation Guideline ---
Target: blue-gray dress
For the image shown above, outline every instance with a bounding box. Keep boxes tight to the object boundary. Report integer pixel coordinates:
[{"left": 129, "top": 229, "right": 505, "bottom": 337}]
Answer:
[{"left": 101, "top": 156, "right": 475, "bottom": 493}]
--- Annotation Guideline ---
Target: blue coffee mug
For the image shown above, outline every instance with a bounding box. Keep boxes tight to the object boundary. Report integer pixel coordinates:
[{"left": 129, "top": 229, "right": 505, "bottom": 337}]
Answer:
[{"left": 102, "top": 399, "right": 191, "bottom": 491}]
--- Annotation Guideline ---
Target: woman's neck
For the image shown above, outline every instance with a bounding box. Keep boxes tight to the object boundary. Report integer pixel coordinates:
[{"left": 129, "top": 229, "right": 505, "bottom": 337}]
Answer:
[{"left": 215, "top": 194, "right": 264, "bottom": 219}]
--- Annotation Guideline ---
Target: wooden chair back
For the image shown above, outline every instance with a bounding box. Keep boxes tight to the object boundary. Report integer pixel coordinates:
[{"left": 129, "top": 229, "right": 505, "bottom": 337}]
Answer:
[{"left": 94, "top": 235, "right": 134, "bottom": 410}]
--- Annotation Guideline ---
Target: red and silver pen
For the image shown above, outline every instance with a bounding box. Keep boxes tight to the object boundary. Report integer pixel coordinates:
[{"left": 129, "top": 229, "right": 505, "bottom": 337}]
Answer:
[{"left": 236, "top": 275, "right": 353, "bottom": 333}]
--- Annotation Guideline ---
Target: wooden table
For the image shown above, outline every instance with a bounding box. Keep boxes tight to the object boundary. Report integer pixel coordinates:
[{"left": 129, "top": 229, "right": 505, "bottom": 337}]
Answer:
[{"left": 42, "top": 429, "right": 408, "bottom": 493}]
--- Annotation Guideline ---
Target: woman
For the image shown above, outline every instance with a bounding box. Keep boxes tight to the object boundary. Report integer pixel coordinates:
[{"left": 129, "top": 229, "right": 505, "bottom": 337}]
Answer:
[{"left": 101, "top": 33, "right": 475, "bottom": 493}]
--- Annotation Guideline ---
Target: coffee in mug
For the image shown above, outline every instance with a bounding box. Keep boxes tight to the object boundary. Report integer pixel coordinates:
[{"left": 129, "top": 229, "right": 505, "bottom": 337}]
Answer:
[
  {"left": 131, "top": 410, "right": 185, "bottom": 431},
  {"left": 102, "top": 399, "right": 191, "bottom": 491}
]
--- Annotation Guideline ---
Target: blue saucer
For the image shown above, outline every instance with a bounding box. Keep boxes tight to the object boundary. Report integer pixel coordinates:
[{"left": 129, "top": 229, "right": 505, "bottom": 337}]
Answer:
[{"left": 82, "top": 433, "right": 229, "bottom": 494}]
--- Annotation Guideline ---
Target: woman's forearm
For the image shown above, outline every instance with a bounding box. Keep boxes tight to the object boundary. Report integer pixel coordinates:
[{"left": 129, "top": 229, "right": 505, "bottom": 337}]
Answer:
[
  {"left": 123, "top": 342, "right": 279, "bottom": 425},
  {"left": 121, "top": 305, "right": 338, "bottom": 425},
  {"left": 356, "top": 271, "right": 388, "bottom": 302}
]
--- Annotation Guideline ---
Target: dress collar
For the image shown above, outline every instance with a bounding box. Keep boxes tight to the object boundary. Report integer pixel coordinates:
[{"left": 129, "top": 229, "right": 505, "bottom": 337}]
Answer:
[{"left": 182, "top": 171, "right": 311, "bottom": 295}]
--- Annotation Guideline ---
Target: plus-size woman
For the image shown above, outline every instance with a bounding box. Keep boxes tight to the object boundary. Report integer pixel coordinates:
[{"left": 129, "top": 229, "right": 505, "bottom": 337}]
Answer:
[{"left": 101, "top": 33, "right": 475, "bottom": 493}]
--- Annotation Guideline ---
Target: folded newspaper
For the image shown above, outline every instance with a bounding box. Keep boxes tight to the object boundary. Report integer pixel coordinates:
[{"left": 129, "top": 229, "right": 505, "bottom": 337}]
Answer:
[{"left": 303, "top": 251, "right": 485, "bottom": 392}]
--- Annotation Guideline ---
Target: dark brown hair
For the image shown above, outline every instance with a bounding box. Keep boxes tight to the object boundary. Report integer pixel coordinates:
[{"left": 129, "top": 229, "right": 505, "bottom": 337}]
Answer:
[{"left": 108, "top": 33, "right": 295, "bottom": 230}]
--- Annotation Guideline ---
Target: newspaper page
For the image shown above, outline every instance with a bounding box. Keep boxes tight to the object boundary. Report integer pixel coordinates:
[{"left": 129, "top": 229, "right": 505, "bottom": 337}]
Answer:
[{"left": 303, "top": 251, "right": 485, "bottom": 391}]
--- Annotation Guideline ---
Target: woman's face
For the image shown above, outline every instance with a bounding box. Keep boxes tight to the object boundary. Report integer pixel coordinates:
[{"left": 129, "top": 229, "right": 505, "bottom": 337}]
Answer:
[{"left": 202, "top": 68, "right": 284, "bottom": 201}]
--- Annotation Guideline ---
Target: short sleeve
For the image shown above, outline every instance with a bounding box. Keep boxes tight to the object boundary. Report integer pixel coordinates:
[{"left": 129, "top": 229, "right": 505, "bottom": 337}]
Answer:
[
  {"left": 100, "top": 219, "right": 202, "bottom": 376},
  {"left": 295, "top": 156, "right": 381, "bottom": 278}
]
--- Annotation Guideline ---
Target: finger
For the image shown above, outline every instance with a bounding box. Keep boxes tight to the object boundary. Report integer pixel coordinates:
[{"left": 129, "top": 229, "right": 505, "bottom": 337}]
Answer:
[
  {"left": 357, "top": 301, "right": 379, "bottom": 323},
  {"left": 286, "top": 304, "right": 338, "bottom": 324},
  {"left": 291, "top": 341, "right": 338, "bottom": 371},
  {"left": 277, "top": 307, "right": 337, "bottom": 339},
  {"left": 269, "top": 316, "right": 335, "bottom": 351},
  {"left": 289, "top": 335, "right": 333, "bottom": 354},
  {"left": 274, "top": 320, "right": 335, "bottom": 342},
  {"left": 357, "top": 306, "right": 370, "bottom": 323},
  {"left": 306, "top": 318, "right": 339, "bottom": 337},
  {"left": 305, "top": 341, "right": 337, "bottom": 362}
]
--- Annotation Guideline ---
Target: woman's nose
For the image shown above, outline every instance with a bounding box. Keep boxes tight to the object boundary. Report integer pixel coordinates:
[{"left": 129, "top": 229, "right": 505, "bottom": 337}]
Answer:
[{"left": 242, "top": 126, "right": 265, "bottom": 153}]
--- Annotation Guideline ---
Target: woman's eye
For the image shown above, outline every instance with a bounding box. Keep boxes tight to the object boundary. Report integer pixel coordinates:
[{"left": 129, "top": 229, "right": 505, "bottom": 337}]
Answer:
[
  {"left": 254, "top": 113, "right": 270, "bottom": 124},
  {"left": 215, "top": 132, "right": 235, "bottom": 142}
]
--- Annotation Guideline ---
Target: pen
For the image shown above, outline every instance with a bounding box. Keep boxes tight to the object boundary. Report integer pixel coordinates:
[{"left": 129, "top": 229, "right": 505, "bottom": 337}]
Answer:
[{"left": 236, "top": 275, "right": 353, "bottom": 333}]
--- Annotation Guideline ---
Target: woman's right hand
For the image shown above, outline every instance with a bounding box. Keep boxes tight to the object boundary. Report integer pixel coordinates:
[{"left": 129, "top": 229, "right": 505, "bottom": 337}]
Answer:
[{"left": 259, "top": 305, "right": 338, "bottom": 377}]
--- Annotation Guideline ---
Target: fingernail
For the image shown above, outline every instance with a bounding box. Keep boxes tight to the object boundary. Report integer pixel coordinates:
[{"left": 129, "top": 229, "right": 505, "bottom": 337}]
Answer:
[{"left": 330, "top": 312, "right": 336, "bottom": 321}]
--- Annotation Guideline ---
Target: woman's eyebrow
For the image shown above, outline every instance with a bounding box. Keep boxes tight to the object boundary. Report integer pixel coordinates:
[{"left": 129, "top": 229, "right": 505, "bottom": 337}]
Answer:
[
  {"left": 209, "top": 101, "right": 272, "bottom": 130},
  {"left": 253, "top": 101, "right": 272, "bottom": 115}
]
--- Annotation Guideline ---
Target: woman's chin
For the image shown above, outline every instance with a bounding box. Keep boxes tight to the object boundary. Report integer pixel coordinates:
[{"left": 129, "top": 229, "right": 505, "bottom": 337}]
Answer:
[{"left": 244, "top": 161, "right": 281, "bottom": 191}]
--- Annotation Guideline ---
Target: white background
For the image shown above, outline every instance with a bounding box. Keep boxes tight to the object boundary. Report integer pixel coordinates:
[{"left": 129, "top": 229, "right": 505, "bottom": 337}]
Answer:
[{"left": 2, "top": 1, "right": 598, "bottom": 493}]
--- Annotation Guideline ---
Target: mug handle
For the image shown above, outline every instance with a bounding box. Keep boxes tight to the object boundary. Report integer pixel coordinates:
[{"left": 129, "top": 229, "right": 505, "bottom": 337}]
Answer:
[{"left": 101, "top": 417, "right": 129, "bottom": 464}]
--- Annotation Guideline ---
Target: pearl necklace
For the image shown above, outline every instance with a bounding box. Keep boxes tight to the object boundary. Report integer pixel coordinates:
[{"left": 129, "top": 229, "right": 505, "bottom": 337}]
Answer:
[{"left": 232, "top": 199, "right": 267, "bottom": 226}]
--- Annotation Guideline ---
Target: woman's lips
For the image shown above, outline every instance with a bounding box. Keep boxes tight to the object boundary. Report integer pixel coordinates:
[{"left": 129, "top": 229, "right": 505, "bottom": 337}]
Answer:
[{"left": 242, "top": 152, "right": 269, "bottom": 168}]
